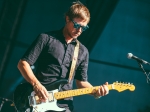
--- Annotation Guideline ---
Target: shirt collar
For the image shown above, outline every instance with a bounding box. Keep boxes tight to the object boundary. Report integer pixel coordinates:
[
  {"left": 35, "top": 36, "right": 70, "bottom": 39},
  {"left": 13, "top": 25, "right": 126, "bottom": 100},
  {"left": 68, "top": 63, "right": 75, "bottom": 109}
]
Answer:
[{"left": 57, "top": 27, "right": 77, "bottom": 45}]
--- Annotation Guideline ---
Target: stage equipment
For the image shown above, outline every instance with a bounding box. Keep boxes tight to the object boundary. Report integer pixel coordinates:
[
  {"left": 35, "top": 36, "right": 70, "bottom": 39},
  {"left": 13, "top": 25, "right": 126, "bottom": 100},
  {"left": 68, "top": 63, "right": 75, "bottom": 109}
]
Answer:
[
  {"left": 127, "top": 53, "right": 150, "bottom": 84},
  {"left": 0, "top": 97, "right": 18, "bottom": 112}
]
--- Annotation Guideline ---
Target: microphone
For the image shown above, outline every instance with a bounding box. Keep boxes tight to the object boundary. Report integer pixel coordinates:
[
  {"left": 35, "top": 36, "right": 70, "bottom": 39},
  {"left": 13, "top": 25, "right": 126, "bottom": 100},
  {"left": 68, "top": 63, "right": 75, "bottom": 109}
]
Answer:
[{"left": 127, "top": 53, "right": 150, "bottom": 65}]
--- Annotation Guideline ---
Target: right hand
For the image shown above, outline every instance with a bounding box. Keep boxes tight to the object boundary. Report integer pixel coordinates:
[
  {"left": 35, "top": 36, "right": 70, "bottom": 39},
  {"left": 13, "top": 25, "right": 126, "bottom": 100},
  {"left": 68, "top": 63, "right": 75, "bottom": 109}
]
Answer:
[{"left": 33, "top": 83, "right": 49, "bottom": 102}]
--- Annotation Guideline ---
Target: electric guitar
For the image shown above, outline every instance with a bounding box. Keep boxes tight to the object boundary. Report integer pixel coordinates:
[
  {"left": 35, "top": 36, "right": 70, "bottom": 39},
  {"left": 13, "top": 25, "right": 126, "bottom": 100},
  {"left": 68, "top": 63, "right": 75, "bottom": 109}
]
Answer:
[{"left": 13, "top": 79, "right": 135, "bottom": 112}]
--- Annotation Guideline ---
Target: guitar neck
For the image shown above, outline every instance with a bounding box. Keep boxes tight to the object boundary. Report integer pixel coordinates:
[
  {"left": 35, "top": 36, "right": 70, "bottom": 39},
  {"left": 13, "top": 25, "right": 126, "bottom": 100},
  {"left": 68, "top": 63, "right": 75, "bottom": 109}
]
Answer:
[{"left": 54, "top": 85, "right": 113, "bottom": 100}]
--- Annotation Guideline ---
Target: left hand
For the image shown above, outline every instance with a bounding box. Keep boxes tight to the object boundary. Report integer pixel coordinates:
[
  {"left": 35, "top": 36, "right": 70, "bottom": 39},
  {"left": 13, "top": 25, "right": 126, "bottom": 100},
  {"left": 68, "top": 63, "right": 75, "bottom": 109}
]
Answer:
[{"left": 95, "top": 82, "right": 109, "bottom": 97}]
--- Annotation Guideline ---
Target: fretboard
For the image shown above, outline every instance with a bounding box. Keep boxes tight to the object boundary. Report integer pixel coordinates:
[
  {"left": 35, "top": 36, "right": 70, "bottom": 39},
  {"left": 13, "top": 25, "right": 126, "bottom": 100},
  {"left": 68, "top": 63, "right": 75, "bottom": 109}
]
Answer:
[{"left": 54, "top": 85, "right": 113, "bottom": 100}]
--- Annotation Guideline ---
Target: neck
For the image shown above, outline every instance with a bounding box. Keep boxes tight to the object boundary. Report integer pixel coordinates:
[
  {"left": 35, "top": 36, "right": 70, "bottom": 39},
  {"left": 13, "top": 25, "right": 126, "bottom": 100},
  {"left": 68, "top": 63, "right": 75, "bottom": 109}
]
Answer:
[{"left": 63, "top": 27, "right": 73, "bottom": 44}]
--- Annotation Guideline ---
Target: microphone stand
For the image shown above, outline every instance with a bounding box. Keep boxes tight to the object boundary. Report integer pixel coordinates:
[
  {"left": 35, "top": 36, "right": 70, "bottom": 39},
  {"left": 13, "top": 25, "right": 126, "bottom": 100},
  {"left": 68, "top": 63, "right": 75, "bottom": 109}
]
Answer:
[
  {"left": 138, "top": 62, "right": 150, "bottom": 84},
  {"left": 0, "top": 98, "right": 18, "bottom": 112},
  {"left": 0, "top": 101, "right": 4, "bottom": 112}
]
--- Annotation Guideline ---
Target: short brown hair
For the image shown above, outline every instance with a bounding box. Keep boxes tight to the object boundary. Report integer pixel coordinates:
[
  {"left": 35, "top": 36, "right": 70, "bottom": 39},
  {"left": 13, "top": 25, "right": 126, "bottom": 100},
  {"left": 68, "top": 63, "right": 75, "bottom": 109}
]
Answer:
[{"left": 65, "top": 1, "right": 90, "bottom": 23}]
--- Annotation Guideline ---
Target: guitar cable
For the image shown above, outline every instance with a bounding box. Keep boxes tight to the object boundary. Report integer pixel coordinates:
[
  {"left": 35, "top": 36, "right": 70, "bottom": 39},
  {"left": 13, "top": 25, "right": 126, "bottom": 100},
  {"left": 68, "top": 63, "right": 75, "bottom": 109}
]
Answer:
[{"left": 10, "top": 101, "right": 18, "bottom": 112}]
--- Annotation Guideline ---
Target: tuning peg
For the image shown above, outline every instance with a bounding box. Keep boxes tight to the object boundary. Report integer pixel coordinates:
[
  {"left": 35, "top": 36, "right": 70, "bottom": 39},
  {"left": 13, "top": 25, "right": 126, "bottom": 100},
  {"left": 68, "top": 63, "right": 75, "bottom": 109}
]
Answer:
[
  {"left": 115, "top": 81, "right": 118, "bottom": 84},
  {"left": 122, "top": 82, "right": 125, "bottom": 85},
  {"left": 130, "top": 83, "right": 133, "bottom": 86}
]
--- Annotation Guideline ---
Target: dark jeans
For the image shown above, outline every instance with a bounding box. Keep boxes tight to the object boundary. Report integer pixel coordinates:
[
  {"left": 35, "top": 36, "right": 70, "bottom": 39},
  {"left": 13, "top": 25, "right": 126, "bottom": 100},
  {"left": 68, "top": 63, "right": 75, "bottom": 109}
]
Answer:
[
  {"left": 57, "top": 100, "right": 73, "bottom": 112},
  {"left": 46, "top": 108, "right": 71, "bottom": 112},
  {"left": 46, "top": 100, "right": 73, "bottom": 112}
]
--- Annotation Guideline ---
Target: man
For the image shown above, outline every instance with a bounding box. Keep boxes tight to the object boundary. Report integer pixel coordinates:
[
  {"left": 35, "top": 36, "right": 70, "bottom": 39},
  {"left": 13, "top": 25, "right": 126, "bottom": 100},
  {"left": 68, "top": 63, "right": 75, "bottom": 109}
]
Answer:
[{"left": 17, "top": 1, "right": 109, "bottom": 112}]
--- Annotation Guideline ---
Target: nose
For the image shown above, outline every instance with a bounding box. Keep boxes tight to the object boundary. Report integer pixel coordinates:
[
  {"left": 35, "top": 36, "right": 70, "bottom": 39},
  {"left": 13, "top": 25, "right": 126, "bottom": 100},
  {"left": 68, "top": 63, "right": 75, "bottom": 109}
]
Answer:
[{"left": 76, "top": 27, "right": 82, "bottom": 32}]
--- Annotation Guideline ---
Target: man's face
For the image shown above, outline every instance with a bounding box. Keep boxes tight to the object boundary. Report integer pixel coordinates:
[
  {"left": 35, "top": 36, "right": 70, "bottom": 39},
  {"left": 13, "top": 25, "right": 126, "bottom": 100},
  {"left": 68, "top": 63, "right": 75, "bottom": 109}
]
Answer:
[{"left": 65, "top": 16, "right": 89, "bottom": 39}]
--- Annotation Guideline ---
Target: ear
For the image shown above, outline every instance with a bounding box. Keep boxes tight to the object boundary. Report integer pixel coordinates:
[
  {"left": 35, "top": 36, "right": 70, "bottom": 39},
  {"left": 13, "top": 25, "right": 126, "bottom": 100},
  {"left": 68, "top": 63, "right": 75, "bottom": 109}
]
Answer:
[{"left": 65, "top": 16, "right": 70, "bottom": 23}]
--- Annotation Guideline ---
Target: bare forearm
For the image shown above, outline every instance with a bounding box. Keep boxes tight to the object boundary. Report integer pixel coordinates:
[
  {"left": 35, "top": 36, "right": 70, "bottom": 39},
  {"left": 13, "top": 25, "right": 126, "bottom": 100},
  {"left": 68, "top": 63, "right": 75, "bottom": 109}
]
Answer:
[
  {"left": 17, "top": 60, "right": 40, "bottom": 86},
  {"left": 18, "top": 60, "right": 49, "bottom": 101},
  {"left": 76, "top": 80, "right": 96, "bottom": 96},
  {"left": 76, "top": 80, "right": 93, "bottom": 88}
]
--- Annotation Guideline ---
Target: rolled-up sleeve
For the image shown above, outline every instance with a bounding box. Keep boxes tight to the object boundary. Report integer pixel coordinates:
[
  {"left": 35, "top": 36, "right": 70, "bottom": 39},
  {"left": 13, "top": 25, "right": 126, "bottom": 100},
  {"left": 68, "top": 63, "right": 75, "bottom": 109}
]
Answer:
[
  {"left": 74, "top": 48, "right": 89, "bottom": 81},
  {"left": 21, "top": 34, "right": 48, "bottom": 65}
]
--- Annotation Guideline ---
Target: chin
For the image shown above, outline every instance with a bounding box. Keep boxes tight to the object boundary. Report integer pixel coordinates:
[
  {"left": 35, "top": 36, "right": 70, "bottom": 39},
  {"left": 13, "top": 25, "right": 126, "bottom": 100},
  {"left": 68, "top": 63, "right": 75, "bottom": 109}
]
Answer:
[{"left": 72, "top": 36, "right": 78, "bottom": 39}]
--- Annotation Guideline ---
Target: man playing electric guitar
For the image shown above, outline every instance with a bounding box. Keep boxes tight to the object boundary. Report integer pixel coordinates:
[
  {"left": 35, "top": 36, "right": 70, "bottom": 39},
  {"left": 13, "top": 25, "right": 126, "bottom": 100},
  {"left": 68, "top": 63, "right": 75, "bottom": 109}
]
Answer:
[{"left": 17, "top": 1, "right": 109, "bottom": 112}]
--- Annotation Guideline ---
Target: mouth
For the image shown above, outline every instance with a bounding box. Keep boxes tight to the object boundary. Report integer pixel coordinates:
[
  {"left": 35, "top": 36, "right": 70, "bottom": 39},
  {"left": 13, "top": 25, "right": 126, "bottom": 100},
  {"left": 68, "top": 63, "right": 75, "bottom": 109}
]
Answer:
[
  {"left": 74, "top": 32, "right": 80, "bottom": 36},
  {"left": 72, "top": 30, "right": 81, "bottom": 37},
  {"left": 74, "top": 33, "right": 79, "bottom": 36}
]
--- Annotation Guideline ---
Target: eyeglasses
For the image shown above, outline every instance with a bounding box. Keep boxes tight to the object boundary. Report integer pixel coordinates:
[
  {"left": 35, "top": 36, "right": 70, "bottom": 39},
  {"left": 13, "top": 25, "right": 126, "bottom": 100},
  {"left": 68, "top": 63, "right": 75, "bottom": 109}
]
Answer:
[{"left": 71, "top": 20, "right": 89, "bottom": 31}]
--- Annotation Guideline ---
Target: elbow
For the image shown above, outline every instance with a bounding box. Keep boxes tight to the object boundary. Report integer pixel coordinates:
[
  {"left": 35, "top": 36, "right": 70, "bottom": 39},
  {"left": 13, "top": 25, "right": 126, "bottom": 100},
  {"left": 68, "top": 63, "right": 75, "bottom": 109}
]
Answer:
[
  {"left": 17, "top": 60, "right": 22, "bottom": 70},
  {"left": 17, "top": 59, "right": 30, "bottom": 70},
  {"left": 76, "top": 80, "right": 84, "bottom": 88},
  {"left": 17, "top": 59, "right": 26, "bottom": 70}
]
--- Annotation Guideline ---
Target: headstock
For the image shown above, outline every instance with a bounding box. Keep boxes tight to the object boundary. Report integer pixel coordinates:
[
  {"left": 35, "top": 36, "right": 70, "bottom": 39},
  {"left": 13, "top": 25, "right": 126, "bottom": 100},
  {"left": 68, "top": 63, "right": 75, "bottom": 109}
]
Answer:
[{"left": 112, "top": 81, "right": 135, "bottom": 92}]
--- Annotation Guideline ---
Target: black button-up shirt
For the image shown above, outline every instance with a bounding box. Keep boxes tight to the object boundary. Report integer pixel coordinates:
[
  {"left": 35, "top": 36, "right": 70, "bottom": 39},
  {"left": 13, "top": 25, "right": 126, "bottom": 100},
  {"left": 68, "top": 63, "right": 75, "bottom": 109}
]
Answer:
[{"left": 22, "top": 28, "right": 89, "bottom": 91}]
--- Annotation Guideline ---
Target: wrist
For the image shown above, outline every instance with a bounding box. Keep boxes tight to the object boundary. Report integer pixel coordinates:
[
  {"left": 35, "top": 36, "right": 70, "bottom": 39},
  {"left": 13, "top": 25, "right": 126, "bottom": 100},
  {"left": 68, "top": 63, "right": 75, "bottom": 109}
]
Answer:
[
  {"left": 94, "top": 95, "right": 102, "bottom": 99},
  {"left": 33, "top": 82, "right": 40, "bottom": 89},
  {"left": 94, "top": 94, "right": 102, "bottom": 99}
]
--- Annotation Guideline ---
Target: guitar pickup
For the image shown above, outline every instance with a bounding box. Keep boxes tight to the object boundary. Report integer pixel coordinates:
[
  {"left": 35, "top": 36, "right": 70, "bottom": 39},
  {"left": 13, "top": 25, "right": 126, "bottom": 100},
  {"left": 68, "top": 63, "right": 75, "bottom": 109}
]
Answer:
[
  {"left": 48, "top": 92, "right": 54, "bottom": 102},
  {"left": 34, "top": 95, "right": 41, "bottom": 104},
  {"left": 29, "top": 95, "right": 42, "bottom": 105}
]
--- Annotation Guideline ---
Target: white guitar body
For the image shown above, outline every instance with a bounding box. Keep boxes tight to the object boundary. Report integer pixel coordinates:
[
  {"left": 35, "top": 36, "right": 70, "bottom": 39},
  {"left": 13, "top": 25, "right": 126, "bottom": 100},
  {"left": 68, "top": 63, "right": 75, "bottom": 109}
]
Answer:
[{"left": 27, "top": 89, "right": 65, "bottom": 112}]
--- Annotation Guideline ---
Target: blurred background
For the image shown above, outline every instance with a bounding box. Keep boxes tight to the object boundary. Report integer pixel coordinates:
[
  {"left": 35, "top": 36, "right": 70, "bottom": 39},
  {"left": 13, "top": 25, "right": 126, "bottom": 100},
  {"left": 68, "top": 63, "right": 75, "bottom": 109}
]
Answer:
[{"left": 0, "top": 0, "right": 150, "bottom": 112}]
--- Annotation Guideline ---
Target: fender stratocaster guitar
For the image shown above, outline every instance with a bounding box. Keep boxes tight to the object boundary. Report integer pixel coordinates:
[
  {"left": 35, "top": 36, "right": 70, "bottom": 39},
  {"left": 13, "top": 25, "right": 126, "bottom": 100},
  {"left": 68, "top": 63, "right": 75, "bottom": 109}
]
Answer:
[{"left": 13, "top": 79, "right": 135, "bottom": 112}]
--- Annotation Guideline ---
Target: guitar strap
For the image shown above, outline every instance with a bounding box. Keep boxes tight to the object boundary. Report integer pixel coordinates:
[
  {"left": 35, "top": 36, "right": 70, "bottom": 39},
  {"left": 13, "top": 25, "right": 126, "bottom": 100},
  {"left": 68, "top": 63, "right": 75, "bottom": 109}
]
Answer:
[{"left": 68, "top": 40, "right": 80, "bottom": 83}]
